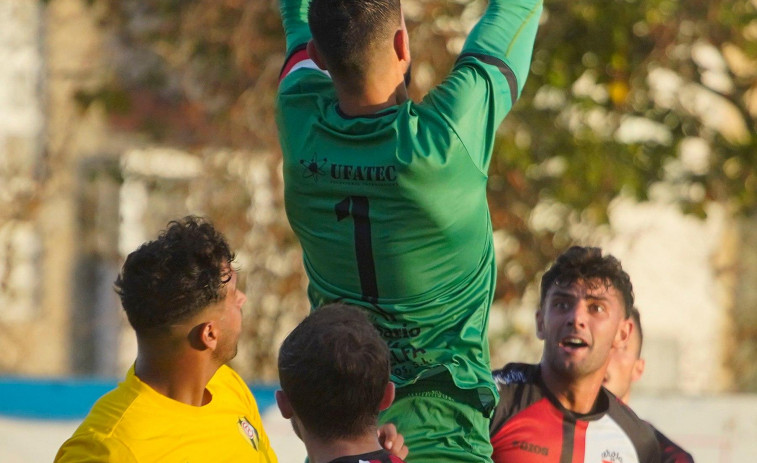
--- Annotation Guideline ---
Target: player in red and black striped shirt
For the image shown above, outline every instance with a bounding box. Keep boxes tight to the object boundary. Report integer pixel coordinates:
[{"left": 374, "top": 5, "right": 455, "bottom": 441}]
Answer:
[
  {"left": 490, "top": 247, "right": 662, "bottom": 463},
  {"left": 276, "top": 304, "right": 408, "bottom": 463}
]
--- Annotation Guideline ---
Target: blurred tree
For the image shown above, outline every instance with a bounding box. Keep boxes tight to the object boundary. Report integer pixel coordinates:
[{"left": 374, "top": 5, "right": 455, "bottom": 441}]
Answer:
[
  {"left": 74, "top": 0, "right": 756, "bottom": 385},
  {"left": 484, "top": 0, "right": 756, "bottom": 386},
  {"left": 75, "top": 0, "right": 285, "bottom": 149},
  {"left": 476, "top": 0, "right": 754, "bottom": 303}
]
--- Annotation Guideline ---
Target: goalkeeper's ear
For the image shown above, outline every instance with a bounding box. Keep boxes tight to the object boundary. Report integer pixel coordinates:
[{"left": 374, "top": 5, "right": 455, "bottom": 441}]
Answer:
[
  {"left": 393, "top": 13, "right": 410, "bottom": 65},
  {"left": 307, "top": 40, "right": 328, "bottom": 71}
]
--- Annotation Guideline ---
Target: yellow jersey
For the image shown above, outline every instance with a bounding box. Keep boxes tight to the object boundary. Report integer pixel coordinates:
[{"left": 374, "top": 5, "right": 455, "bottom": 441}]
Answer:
[{"left": 55, "top": 364, "right": 278, "bottom": 462}]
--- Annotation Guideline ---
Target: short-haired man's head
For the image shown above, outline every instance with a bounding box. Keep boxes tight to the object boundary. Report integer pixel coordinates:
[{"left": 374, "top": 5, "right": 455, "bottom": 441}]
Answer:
[
  {"left": 115, "top": 216, "right": 235, "bottom": 336},
  {"left": 308, "top": 0, "right": 401, "bottom": 86},
  {"left": 278, "top": 303, "right": 390, "bottom": 441},
  {"left": 540, "top": 246, "right": 634, "bottom": 317}
]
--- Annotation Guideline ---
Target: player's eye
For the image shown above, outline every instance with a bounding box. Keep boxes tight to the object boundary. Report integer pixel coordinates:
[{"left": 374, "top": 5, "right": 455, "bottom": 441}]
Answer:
[
  {"left": 553, "top": 301, "right": 570, "bottom": 311},
  {"left": 591, "top": 304, "right": 605, "bottom": 313}
]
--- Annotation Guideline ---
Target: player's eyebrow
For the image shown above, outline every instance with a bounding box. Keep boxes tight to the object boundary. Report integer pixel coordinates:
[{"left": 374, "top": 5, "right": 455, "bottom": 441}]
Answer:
[
  {"left": 549, "top": 288, "right": 611, "bottom": 301},
  {"left": 548, "top": 288, "right": 578, "bottom": 299},
  {"left": 583, "top": 291, "right": 611, "bottom": 301}
]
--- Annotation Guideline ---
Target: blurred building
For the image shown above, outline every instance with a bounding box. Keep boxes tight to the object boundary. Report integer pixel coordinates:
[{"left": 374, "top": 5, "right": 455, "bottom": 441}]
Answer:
[{"left": 0, "top": 0, "right": 307, "bottom": 381}]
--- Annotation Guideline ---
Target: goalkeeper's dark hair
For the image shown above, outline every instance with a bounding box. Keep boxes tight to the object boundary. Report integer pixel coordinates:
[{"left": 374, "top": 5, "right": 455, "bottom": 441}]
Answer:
[
  {"left": 308, "top": 0, "right": 401, "bottom": 90},
  {"left": 115, "top": 216, "right": 234, "bottom": 336},
  {"left": 278, "top": 303, "right": 390, "bottom": 440},
  {"left": 540, "top": 246, "right": 634, "bottom": 317}
]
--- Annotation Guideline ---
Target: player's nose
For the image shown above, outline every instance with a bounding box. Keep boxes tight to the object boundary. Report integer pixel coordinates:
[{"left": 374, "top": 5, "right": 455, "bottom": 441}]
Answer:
[{"left": 565, "top": 301, "right": 589, "bottom": 327}]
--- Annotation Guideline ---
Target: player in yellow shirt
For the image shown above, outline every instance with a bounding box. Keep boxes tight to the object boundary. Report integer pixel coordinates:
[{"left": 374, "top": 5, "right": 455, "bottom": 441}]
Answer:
[{"left": 55, "top": 217, "right": 277, "bottom": 462}]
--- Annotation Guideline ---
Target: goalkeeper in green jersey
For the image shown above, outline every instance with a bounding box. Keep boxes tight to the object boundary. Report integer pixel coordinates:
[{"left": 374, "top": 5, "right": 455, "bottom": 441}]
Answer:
[{"left": 276, "top": 1, "right": 541, "bottom": 462}]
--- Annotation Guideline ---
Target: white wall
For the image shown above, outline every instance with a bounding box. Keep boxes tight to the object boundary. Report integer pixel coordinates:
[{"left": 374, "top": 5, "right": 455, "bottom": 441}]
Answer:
[{"left": 603, "top": 195, "right": 730, "bottom": 394}]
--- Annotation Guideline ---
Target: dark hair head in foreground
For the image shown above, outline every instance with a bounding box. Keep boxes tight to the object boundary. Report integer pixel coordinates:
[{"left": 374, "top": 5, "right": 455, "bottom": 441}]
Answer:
[{"left": 278, "top": 303, "right": 391, "bottom": 441}]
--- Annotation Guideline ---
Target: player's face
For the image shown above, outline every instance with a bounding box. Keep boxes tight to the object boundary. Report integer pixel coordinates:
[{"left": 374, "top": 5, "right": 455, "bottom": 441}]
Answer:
[
  {"left": 213, "top": 268, "right": 246, "bottom": 364},
  {"left": 603, "top": 321, "right": 643, "bottom": 402},
  {"left": 537, "top": 279, "right": 629, "bottom": 382}
]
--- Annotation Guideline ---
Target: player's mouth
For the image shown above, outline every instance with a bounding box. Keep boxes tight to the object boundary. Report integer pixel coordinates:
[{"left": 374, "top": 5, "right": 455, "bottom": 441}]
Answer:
[{"left": 559, "top": 336, "right": 589, "bottom": 352}]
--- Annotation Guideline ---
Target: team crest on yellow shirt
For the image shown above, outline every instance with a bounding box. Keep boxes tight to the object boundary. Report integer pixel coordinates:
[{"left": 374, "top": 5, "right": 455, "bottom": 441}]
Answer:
[{"left": 237, "top": 416, "right": 260, "bottom": 450}]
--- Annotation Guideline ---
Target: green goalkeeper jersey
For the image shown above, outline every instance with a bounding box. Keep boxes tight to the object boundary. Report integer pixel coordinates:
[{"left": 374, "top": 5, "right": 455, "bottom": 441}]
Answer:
[{"left": 277, "top": 0, "right": 542, "bottom": 412}]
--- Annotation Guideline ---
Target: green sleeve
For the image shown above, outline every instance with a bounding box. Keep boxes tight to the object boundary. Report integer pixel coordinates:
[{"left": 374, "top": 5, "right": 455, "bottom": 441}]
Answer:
[
  {"left": 462, "top": 0, "right": 543, "bottom": 97},
  {"left": 279, "top": 0, "right": 312, "bottom": 56},
  {"left": 423, "top": 0, "right": 542, "bottom": 172}
]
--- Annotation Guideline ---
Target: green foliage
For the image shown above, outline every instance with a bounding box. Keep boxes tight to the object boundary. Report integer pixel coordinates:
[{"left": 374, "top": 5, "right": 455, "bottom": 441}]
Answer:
[{"left": 507, "top": 0, "right": 757, "bottom": 217}]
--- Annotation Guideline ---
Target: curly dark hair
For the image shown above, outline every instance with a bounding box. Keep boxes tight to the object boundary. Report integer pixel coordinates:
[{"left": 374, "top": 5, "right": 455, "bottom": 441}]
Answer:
[
  {"left": 540, "top": 246, "right": 634, "bottom": 317},
  {"left": 308, "top": 0, "right": 401, "bottom": 89},
  {"left": 278, "top": 303, "right": 390, "bottom": 441},
  {"left": 115, "top": 216, "right": 235, "bottom": 335}
]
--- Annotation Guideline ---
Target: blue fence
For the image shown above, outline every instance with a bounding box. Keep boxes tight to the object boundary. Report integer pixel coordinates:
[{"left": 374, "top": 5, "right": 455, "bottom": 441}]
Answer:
[{"left": 0, "top": 377, "right": 279, "bottom": 420}]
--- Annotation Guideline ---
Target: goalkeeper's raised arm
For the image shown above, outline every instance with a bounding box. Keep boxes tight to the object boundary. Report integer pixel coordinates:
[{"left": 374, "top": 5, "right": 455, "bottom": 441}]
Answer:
[
  {"left": 279, "top": 0, "right": 311, "bottom": 60},
  {"left": 423, "top": 0, "right": 543, "bottom": 172},
  {"left": 463, "top": 0, "right": 543, "bottom": 98}
]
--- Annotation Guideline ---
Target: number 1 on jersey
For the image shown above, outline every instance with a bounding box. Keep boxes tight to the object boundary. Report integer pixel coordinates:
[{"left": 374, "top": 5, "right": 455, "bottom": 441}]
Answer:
[{"left": 335, "top": 196, "right": 379, "bottom": 302}]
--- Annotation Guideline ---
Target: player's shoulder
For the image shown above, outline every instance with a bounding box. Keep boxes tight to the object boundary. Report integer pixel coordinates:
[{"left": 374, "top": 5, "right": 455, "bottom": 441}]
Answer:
[
  {"left": 56, "top": 420, "right": 136, "bottom": 462},
  {"left": 420, "top": 50, "right": 517, "bottom": 108},
  {"left": 279, "top": 68, "right": 332, "bottom": 93},
  {"left": 71, "top": 376, "right": 141, "bottom": 436},
  {"left": 493, "top": 362, "right": 540, "bottom": 386},
  {"left": 58, "top": 434, "right": 132, "bottom": 462},
  {"left": 209, "top": 365, "right": 257, "bottom": 407},
  {"left": 491, "top": 363, "right": 547, "bottom": 432},
  {"left": 213, "top": 364, "right": 243, "bottom": 383},
  {"left": 605, "top": 388, "right": 650, "bottom": 428},
  {"left": 492, "top": 363, "right": 544, "bottom": 410},
  {"left": 277, "top": 45, "right": 333, "bottom": 98},
  {"left": 276, "top": 67, "right": 336, "bottom": 125},
  {"left": 603, "top": 389, "right": 661, "bottom": 456},
  {"left": 649, "top": 423, "right": 695, "bottom": 463},
  {"left": 454, "top": 52, "right": 514, "bottom": 85}
]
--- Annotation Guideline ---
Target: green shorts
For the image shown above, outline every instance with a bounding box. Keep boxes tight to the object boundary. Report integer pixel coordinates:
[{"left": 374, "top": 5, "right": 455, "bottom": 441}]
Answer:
[{"left": 378, "top": 376, "right": 494, "bottom": 463}]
